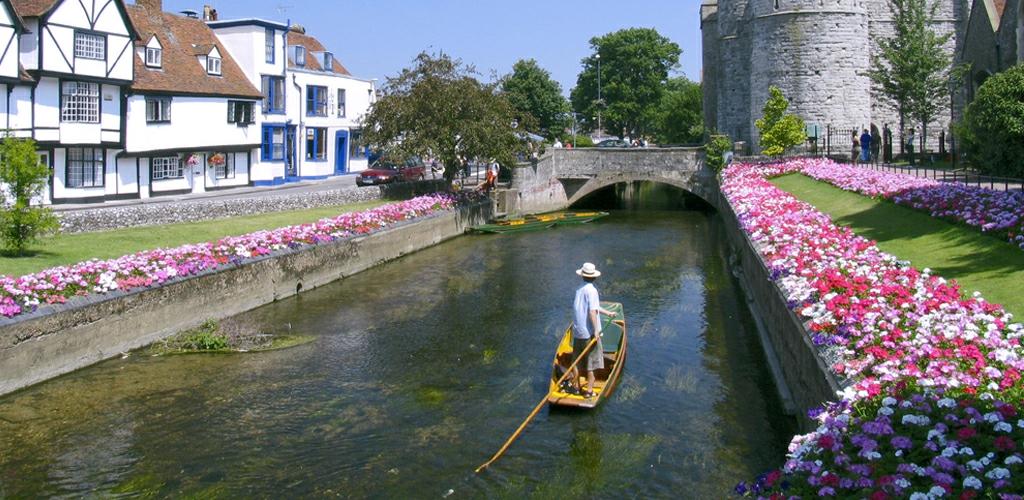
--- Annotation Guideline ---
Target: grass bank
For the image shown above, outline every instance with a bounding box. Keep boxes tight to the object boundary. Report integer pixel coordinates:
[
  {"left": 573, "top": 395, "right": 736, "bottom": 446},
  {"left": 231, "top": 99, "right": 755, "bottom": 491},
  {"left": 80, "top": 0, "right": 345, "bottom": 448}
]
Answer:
[
  {"left": 0, "top": 200, "right": 385, "bottom": 277},
  {"left": 771, "top": 173, "right": 1024, "bottom": 317}
]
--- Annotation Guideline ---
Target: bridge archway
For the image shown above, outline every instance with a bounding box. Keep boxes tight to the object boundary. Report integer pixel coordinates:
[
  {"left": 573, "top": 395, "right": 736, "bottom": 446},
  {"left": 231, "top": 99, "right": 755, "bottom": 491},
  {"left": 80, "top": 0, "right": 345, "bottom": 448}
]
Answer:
[{"left": 563, "top": 175, "right": 716, "bottom": 210}]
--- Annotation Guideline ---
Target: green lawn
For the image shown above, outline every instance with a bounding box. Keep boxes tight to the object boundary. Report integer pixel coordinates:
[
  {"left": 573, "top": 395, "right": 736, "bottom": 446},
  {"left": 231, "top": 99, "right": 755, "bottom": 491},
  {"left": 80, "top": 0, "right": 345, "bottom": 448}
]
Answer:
[
  {"left": 0, "top": 201, "right": 385, "bottom": 277},
  {"left": 771, "top": 173, "right": 1024, "bottom": 317}
]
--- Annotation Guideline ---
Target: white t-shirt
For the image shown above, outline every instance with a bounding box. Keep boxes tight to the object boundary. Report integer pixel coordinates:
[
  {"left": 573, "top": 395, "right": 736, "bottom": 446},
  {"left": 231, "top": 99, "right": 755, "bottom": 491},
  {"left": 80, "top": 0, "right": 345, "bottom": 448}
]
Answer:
[{"left": 572, "top": 282, "right": 600, "bottom": 339}]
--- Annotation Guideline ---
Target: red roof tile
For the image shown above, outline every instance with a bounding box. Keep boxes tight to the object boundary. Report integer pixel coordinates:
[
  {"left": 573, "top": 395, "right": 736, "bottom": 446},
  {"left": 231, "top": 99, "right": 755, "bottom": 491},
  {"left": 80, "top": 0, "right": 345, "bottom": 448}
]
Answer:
[
  {"left": 127, "top": 5, "right": 261, "bottom": 99},
  {"left": 286, "top": 30, "right": 351, "bottom": 76},
  {"left": 10, "top": 0, "right": 58, "bottom": 17}
]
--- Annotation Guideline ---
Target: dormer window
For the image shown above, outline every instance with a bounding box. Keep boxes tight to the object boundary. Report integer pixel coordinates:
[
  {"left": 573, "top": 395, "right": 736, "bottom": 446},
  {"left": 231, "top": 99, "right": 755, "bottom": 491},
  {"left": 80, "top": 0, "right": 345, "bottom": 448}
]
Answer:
[
  {"left": 145, "top": 47, "right": 162, "bottom": 68},
  {"left": 74, "top": 32, "right": 105, "bottom": 60},
  {"left": 294, "top": 46, "right": 306, "bottom": 67},
  {"left": 207, "top": 56, "right": 222, "bottom": 75},
  {"left": 323, "top": 52, "right": 333, "bottom": 71}
]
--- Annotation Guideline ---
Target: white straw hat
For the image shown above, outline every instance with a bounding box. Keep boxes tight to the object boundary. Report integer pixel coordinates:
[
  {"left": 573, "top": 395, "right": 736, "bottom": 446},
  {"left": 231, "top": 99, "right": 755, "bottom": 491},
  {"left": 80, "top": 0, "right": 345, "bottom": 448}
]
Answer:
[{"left": 576, "top": 262, "right": 601, "bottom": 278}]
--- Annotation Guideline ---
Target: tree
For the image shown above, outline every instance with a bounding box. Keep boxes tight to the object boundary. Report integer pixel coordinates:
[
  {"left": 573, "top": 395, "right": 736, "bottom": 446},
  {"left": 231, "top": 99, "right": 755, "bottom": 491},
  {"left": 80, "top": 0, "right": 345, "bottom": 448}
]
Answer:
[
  {"left": 755, "top": 86, "right": 806, "bottom": 156},
  {"left": 651, "top": 77, "right": 704, "bottom": 145},
  {"left": 0, "top": 136, "right": 58, "bottom": 255},
  {"left": 362, "top": 52, "right": 530, "bottom": 182},
  {"left": 958, "top": 63, "right": 1024, "bottom": 177},
  {"left": 501, "top": 59, "right": 570, "bottom": 140},
  {"left": 867, "top": 0, "right": 957, "bottom": 151},
  {"left": 570, "top": 28, "right": 681, "bottom": 138}
]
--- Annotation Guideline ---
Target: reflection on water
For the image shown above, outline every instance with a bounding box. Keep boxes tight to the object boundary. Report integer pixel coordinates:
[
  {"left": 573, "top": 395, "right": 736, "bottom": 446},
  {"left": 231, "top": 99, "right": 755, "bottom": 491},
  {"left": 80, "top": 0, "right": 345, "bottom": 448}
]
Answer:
[{"left": 0, "top": 210, "right": 795, "bottom": 498}]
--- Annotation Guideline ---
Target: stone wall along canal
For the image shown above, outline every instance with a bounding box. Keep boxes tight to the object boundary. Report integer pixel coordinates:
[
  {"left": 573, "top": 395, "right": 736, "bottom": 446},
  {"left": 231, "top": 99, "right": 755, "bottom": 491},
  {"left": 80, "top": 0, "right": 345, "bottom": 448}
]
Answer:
[{"left": 0, "top": 207, "right": 795, "bottom": 498}]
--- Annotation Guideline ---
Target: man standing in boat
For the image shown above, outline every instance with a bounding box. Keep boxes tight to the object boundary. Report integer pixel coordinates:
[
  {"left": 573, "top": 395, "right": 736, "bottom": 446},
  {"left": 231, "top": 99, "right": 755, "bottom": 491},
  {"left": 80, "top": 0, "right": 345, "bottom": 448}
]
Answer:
[{"left": 572, "top": 263, "right": 616, "bottom": 398}]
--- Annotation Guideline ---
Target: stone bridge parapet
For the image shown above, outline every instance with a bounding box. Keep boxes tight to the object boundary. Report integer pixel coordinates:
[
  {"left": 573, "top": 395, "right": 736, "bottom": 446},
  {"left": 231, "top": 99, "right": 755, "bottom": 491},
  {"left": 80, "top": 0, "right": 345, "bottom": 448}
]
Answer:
[{"left": 501, "top": 148, "right": 713, "bottom": 215}]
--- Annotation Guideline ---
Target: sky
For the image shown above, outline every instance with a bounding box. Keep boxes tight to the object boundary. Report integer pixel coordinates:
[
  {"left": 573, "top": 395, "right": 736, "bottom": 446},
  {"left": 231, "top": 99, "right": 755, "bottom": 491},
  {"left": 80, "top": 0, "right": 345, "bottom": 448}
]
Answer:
[{"left": 162, "top": 0, "right": 705, "bottom": 95}]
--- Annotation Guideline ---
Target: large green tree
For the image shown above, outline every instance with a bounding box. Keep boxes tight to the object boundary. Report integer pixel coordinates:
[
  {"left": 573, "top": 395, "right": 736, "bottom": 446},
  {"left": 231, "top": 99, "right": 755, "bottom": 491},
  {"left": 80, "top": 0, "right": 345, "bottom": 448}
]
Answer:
[
  {"left": 867, "top": 0, "right": 957, "bottom": 151},
  {"left": 958, "top": 63, "right": 1024, "bottom": 177},
  {"left": 651, "top": 77, "right": 704, "bottom": 145},
  {"left": 362, "top": 52, "right": 530, "bottom": 181},
  {"left": 0, "top": 136, "right": 58, "bottom": 255},
  {"left": 570, "top": 28, "right": 681, "bottom": 138},
  {"left": 501, "top": 59, "right": 569, "bottom": 139}
]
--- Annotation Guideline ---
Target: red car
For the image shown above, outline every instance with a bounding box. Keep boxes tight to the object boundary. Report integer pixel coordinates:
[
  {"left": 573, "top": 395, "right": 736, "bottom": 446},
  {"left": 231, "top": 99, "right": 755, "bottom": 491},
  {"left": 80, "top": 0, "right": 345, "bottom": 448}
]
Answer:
[{"left": 356, "top": 160, "right": 426, "bottom": 186}]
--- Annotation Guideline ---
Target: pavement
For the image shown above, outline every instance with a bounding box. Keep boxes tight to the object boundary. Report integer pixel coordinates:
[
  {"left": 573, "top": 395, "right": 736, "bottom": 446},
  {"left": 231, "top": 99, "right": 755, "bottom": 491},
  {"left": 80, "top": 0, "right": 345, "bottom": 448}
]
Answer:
[{"left": 53, "top": 173, "right": 363, "bottom": 212}]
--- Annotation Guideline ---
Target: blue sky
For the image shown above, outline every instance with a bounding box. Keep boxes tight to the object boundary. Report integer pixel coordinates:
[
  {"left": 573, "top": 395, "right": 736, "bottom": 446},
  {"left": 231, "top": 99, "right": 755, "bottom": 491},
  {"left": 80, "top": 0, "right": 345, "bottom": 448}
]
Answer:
[{"left": 163, "top": 0, "right": 704, "bottom": 95}]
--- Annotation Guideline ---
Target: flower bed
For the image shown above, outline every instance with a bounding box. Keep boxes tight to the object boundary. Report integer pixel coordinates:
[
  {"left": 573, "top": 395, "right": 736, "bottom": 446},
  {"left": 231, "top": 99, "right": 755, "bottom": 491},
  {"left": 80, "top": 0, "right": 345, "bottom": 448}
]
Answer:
[
  {"left": 795, "top": 159, "right": 1024, "bottom": 250},
  {"left": 723, "top": 161, "right": 1024, "bottom": 498},
  {"left": 0, "top": 194, "right": 460, "bottom": 319}
]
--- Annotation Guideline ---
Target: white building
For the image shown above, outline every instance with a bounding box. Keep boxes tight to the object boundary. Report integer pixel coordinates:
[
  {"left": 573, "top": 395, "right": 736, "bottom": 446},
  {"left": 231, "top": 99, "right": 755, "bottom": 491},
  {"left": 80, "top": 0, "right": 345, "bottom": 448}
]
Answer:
[
  {"left": 209, "top": 18, "right": 375, "bottom": 186},
  {"left": 12, "top": 0, "right": 135, "bottom": 204},
  {"left": 123, "top": 0, "right": 262, "bottom": 198}
]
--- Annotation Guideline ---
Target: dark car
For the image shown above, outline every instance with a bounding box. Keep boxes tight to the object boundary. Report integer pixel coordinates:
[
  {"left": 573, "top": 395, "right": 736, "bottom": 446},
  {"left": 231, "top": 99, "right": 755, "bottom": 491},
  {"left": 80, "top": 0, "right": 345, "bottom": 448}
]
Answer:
[
  {"left": 356, "top": 159, "right": 426, "bottom": 186},
  {"left": 596, "top": 139, "right": 629, "bottom": 148}
]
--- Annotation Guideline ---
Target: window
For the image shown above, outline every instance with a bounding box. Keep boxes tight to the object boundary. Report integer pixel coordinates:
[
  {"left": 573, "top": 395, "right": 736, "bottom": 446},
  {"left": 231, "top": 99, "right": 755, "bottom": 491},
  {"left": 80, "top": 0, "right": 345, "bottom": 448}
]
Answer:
[
  {"left": 61, "top": 81, "right": 100, "bottom": 123},
  {"left": 323, "top": 52, "right": 333, "bottom": 71},
  {"left": 74, "top": 32, "right": 105, "bottom": 60},
  {"left": 214, "top": 153, "right": 235, "bottom": 179},
  {"left": 306, "top": 127, "right": 327, "bottom": 160},
  {"left": 228, "top": 101, "right": 254, "bottom": 124},
  {"left": 294, "top": 46, "right": 306, "bottom": 66},
  {"left": 306, "top": 85, "right": 327, "bottom": 116},
  {"left": 151, "top": 156, "right": 183, "bottom": 180},
  {"left": 349, "top": 129, "right": 366, "bottom": 159},
  {"left": 207, "top": 56, "right": 222, "bottom": 75},
  {"left": 337, "top": 89, "right": 346, "bottom": 117},
  {"left": 262, "top": 124, "right": 286, "bottom": 160},
  {"left": 262, "top": 76, "right": 285, "bottom": 113},
  {"left": 146, "top": 97, "right": 171, "bottom": 123},
  {"left": 265, "top": 27, "right": 275, "bottom": 63},
  {"left": 66, "top": 147, "right": 104, "bottom": 188},
  {"left": 145, "top": 47, "right": 162, "bottom": 68}
]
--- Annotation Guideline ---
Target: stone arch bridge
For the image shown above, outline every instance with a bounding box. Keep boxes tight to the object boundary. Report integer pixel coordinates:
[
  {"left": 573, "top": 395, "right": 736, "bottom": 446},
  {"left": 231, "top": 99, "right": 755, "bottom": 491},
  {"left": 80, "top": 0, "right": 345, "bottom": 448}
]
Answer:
[{"left": 497, "top": 148, "right": 716, "bottom": 216}]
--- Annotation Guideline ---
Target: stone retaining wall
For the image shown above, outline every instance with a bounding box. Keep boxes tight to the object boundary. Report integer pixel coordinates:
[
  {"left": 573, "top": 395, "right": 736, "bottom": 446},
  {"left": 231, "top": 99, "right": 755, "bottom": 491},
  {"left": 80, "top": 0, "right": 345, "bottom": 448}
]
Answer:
[
  {"left": 712, "top": 182, "right": 842, "bottom": 431},
  {"left": 0, "top": 203, "right": 490, "bottom": 397}
]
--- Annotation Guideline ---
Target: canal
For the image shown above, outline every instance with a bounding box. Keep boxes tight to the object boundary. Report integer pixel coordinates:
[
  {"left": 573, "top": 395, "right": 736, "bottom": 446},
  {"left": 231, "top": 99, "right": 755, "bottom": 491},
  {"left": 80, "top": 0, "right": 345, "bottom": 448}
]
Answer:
[{"left": 0, "top": 186, "right": 795, "bottom": 498}]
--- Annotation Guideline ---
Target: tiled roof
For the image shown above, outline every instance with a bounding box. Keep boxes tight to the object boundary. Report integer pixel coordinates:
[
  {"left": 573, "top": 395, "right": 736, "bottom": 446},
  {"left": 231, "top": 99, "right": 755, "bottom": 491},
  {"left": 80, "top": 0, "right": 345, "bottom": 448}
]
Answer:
[
  {"left": 127, "top": 5, "right": 261, "bottom": 99},
  {"left": 286, "top": 31, "right": 351, "bottom": 75},
  {"left": 10, "top": 0, "right": 58, "bottom": 17}
]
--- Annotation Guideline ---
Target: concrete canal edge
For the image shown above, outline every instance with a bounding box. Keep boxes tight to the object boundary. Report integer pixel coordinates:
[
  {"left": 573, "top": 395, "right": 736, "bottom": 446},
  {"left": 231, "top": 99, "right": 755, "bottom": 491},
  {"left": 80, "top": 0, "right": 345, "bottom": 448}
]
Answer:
[
  {"left": 0, "top": 202, "right": 492, "bottom": 397},
  {"left": 709, "top": 179, "right": 842, "bottom": 431}
]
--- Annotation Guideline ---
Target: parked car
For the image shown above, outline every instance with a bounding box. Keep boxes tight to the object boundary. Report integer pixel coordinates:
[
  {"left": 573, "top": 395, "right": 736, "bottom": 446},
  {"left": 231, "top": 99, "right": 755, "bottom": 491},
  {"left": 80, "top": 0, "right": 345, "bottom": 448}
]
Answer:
[
  {"left": 596, "top": 139, "right": 629, "bottom": 148},
  {"left": 356, "top": 159, "right": 426, "bottom": 186}
]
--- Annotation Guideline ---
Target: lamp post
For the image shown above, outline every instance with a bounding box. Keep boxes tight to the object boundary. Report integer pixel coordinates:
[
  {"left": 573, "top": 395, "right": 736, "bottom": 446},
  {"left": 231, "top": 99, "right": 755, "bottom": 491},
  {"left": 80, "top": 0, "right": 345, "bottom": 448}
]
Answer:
[{"left": 596, "top": 53, "right": 602, "bottom": 139}]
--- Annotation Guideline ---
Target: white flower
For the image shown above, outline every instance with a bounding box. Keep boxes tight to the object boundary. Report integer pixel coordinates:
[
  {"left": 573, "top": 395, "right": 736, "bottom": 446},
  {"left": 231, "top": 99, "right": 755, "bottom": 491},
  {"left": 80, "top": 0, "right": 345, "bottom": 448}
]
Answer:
[
  {"left": 985, "top": 412, "right": 1003, "bottom": 423},
  {"left": 985, "top": 467, "right": 1010, "bottom": 480},
  {"left": 937, "top": 398, "right": 956, "bottom": 408},
  {"left": 909, "top": 493, "right": 930, "bottom": 500},
  {"left": 966, "top": 459, "right": 983, "bottom": 471},
  {"left": 928, "top": 486, "right": 947, "bottom": 497},
  {"left": 1006, "top": 456, "right": 1022, "bottom": 465},
  {"left": 995, "top": 422, "right": 1013, "bottom": 433},
  {"left": 963, "top": 476, "right": 983, "bottom": 489},
  {"left": 883, "top": 396, "right": 898, "bottom": 407},
  {"left": 878, "top": 406, "right": 894, "bottom": 416},
  {"left": 960, "top": 447, "right": 975, "bottom": 456},
  {"left": 896, "top": 478, "right": 911, "bottom": 488}
]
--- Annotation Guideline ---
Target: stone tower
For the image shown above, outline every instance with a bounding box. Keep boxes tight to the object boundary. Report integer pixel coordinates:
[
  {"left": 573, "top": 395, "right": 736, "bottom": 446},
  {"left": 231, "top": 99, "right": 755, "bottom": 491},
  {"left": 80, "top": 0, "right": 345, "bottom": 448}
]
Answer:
[{"left": 701, "top": 0, "right": 966, "bottom": 153}]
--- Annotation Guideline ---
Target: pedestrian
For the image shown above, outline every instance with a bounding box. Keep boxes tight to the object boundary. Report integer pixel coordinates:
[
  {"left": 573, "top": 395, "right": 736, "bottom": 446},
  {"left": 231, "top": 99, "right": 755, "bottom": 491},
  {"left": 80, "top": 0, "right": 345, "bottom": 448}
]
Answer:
[
  {"left": 859, "top": 129, "right": 872, "bottom": 163},
  {"left": 851, "top": 131, "right": 860, "bottom": 164},
  {"left": 870, "top": 127, "right": 881, "bottom": 164},
  {"left": 883, "top": 124, "right": 893, "bottom": 163},
  {"left": 553, "top": 138, "right": 563, "bottom": 149},
  {"left": 905, "top": 128, "right": 916, "bottom": 166},
  {"left": 570, "top": 262, "right": 616, "bottom": 398}
]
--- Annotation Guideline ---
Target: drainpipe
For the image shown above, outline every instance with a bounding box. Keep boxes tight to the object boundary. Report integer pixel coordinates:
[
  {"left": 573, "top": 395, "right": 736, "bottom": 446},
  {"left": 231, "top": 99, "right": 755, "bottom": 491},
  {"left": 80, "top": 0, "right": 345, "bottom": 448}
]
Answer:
[{"left": 292, "top": 73, "right": 303, "bottom": 178}]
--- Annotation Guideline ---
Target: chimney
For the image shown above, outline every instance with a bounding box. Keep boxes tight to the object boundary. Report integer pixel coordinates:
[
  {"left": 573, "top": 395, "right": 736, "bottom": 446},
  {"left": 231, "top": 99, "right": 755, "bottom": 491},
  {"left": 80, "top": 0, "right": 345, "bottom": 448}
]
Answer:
[{"left": 136, "top": 0, "right": 163, "bottom": 12}]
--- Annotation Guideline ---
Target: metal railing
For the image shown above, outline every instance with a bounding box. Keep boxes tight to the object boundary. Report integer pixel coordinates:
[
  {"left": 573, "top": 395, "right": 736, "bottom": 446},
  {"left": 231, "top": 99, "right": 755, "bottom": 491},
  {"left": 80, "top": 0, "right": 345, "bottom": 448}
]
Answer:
[{"left": 860, "top": 162, "right": 1024, "bottom": 192}]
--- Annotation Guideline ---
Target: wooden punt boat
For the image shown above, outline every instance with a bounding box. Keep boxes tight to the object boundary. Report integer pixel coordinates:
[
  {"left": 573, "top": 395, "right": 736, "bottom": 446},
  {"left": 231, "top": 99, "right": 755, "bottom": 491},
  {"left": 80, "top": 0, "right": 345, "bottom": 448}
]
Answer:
[
  {"left": 471, "top": 211, "right": 608, "bottom": 234},
  {"left": 547, "top": 302, "right": 626, "bottom": 409}
]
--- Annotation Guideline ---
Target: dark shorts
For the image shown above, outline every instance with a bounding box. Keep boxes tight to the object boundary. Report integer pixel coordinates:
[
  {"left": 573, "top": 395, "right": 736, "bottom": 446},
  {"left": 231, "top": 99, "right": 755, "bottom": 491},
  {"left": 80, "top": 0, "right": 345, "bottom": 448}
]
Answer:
[{"left": 572, "top": 336, "right": 605, "bottom": 372}]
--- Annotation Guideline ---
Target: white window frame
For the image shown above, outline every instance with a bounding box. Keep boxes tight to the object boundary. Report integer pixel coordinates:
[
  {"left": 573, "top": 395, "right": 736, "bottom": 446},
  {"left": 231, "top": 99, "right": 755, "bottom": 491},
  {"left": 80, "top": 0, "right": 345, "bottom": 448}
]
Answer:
[
  {"left": 74, "top": 32, "right": 105, "bottom": 60},
  {"left": 337, "top": 88, "right": 346, "bottom": 117},
  {"left": 323, "top": 52, "right": 333, "bottom": 71},
  {"left": 265, "top": 27, "right": 275, "bottom": 64},
  {"left": 294, "top": 46, "right": 306, "bottom": 67},
  {"left": 215, "top": 153, "right": 236, "bottom": 179},
  {"left": 145, "top": 47, "right": 162, "bottom": 68},
  {"left": 207, "top": 56, "right": 222, "bottom": 75},
  {"left": 227, "top": 100, "right": 254, "bottom": 125},
  {"left": 61, "top": 81, "right": 100, "bottom": 123},
  {"left": 152, "top": 156, "right": 183, "bottom": 180}
]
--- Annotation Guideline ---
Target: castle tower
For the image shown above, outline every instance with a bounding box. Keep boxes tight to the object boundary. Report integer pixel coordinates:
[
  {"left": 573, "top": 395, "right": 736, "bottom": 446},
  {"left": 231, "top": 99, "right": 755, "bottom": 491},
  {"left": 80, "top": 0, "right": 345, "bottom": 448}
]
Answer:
[{"left": 748, "top": 0, "right": 872, "bottom": 150}]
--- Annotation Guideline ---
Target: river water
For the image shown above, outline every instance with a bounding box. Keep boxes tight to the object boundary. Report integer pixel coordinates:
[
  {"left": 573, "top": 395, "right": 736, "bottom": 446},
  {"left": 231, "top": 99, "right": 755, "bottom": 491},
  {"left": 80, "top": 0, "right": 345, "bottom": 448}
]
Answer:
[{"left": 0, "top": 203, "right": 795, "bottom": 498}]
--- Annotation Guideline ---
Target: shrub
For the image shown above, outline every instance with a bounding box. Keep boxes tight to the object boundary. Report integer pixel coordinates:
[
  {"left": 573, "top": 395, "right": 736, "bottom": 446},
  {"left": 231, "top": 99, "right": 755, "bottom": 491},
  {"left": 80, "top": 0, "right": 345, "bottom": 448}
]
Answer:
[
  {"left": 704, "top": 134, "right": 732, "bottom": 172},
  {"left": 0, "top": 136, "right": 58, "bottom": 255},
  {"left": 180, "top": 320, "right": 229, "bottom": 351},
  {"left": 959, "top": 63, "right": 1024, "bottom": 178},
  {"left": 561, "top": 134, "right": 594, "bottom": 148},
  {"left": 755, "top": 86, "right": 806, "bottom": 157}
]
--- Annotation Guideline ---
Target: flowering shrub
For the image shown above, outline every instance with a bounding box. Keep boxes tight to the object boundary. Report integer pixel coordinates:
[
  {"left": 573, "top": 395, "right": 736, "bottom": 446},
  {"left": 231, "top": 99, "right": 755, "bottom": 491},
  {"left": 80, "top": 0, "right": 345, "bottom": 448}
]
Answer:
[
  {"left": 795, "top": 159, "right": 1024, "bottom": 250},
  {"left": 723, "top": 161, "right": 1024, "bottom": 497},
  {"left": 0, "top": 194, "right": 459, "bottom": 318}
]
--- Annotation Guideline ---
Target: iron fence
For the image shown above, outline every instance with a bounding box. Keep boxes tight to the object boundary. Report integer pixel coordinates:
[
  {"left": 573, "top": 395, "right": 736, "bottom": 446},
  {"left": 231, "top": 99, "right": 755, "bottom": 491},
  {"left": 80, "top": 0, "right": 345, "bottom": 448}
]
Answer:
[{"left": 861, "top": 162, "right": 1024, "bottom": 192}]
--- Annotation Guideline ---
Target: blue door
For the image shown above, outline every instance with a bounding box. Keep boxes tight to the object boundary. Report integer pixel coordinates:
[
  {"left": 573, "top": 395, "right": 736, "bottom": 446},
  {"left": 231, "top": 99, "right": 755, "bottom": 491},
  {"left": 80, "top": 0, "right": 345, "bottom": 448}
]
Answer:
[{"left": 335, "top": 130, "right": 349, "bottom": 174}]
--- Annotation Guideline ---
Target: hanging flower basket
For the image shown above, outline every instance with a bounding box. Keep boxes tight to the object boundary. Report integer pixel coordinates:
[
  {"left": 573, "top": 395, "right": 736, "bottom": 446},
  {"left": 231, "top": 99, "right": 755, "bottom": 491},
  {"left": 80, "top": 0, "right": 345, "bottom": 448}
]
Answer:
[
  {"left": 185, "top": 154, "right": 201, "bottom": 168},
  {"left": 208, "top": 153, "right": 226, "bottom": 167}
]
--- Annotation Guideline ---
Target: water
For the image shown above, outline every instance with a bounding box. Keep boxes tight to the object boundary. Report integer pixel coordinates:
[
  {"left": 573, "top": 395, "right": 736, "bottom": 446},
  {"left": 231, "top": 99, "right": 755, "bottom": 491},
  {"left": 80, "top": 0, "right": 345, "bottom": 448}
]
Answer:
[{"left": 0, "top": 209, "right": 795, "bottom": 498}]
